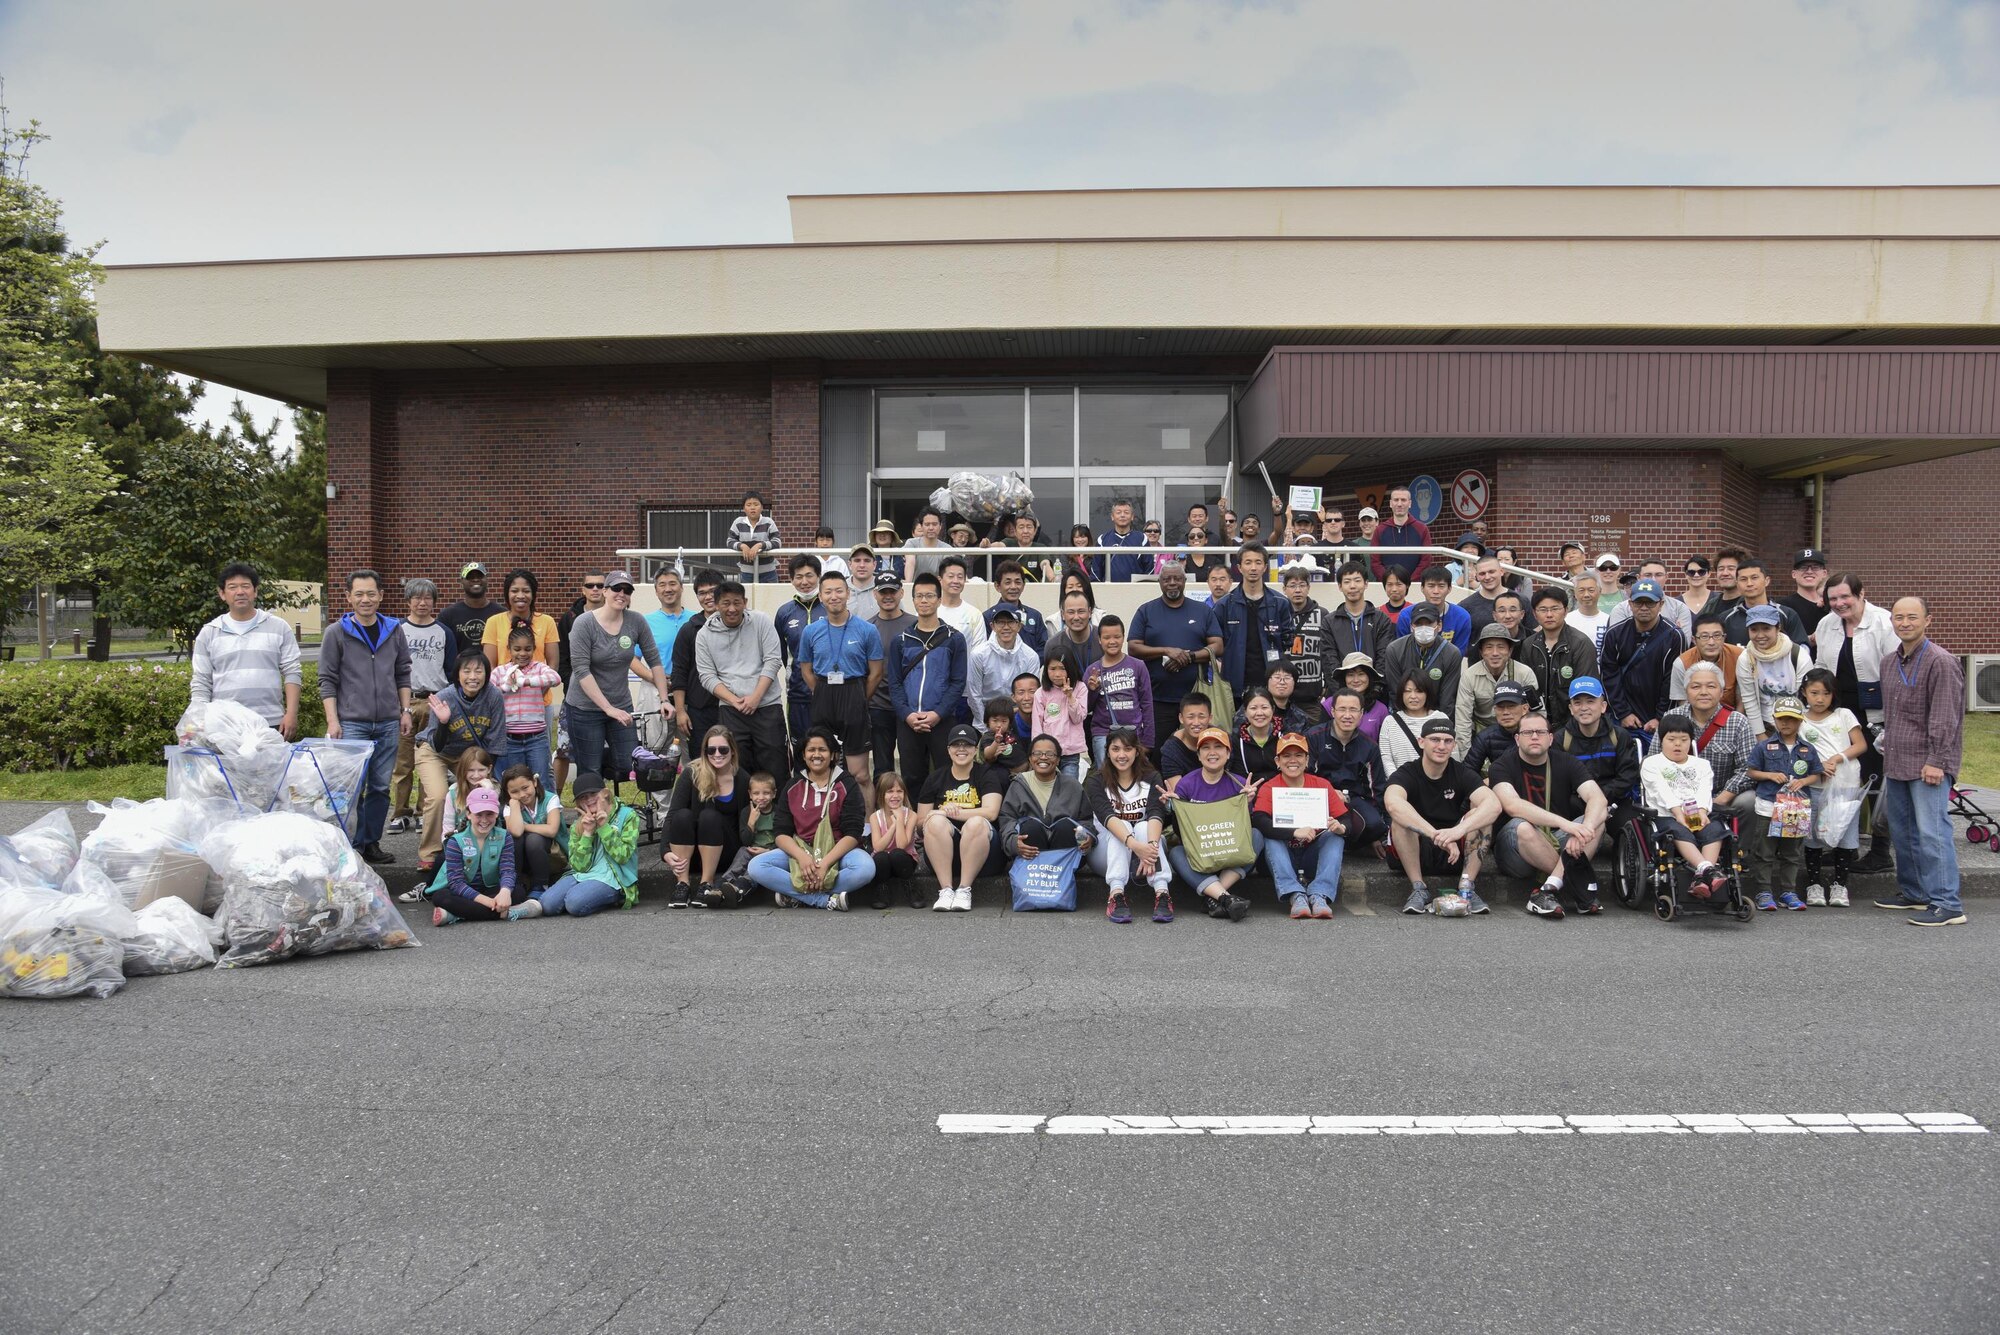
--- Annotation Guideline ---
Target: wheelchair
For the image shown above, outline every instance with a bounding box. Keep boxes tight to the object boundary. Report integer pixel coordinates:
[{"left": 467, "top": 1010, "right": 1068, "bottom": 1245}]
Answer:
[{"left": 1613, "top": 809, "right": 1752, "bottom": 923}]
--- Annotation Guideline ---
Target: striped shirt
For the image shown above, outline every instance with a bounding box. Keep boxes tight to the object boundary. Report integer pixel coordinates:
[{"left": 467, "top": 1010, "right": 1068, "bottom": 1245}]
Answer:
[{"left": 189, "top": 609, "right": 302, "bottom": 727}]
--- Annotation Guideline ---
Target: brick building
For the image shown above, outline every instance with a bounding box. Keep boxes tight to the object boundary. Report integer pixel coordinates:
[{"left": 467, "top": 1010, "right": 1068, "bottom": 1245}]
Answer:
[{"left": 98, "top": 186, "right": 2000, "bottom": 648}]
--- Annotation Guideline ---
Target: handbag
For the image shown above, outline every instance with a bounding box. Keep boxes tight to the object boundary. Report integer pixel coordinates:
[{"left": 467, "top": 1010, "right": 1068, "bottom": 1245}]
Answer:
[
  {"left": 1190, "top": 665, "right": 1235, "bottom": 734},
  {"left": 1008, "top": 846, "right": 1082, "bottom": 912},
  {"left": 789, "top": 815, "right": 838, "bottom": 891},
  {"left": 1172, "top": 793, "right": 1256, "bottom": 874}
]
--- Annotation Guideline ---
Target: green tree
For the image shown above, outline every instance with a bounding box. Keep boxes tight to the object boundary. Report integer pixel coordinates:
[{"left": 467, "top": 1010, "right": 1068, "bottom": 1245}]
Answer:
[
  {"left": 266, "top": 406, "right": 327, "bottom": 586},
  {"left": 97, "top": 426, "right": 298, "bottom": 649},
  {"left": 0, "top": 103, "right": 119, "bottom": 640}
]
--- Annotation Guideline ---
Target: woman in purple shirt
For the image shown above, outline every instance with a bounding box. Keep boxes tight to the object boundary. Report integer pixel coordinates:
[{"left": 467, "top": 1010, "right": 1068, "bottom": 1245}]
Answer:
[{"left": 1163, "top": 726, "right": 1263, "bottom": 921}]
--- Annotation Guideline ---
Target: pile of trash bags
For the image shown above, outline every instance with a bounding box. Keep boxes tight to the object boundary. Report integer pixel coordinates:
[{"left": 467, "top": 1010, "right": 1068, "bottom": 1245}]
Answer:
[
  {"left": 0, "top": 800, "right": 416, "bottom": 1000},
  {"left": 928, "top": 470, "right": 1034, "bottom": 522},
  {"left": 168, "top": 701, "right": 373, "bottom": 836}
]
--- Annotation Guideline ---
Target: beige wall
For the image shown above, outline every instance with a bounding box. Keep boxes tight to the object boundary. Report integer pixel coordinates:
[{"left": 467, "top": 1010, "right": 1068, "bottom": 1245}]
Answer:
[{"left": 790, "top": 185, "right": 2000, "bottom": 244}]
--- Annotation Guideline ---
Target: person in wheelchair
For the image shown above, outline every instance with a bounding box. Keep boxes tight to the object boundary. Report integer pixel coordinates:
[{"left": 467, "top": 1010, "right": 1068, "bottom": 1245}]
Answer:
[{"left": 1640, "top": 714, "right": 1730, "bottom": 900}]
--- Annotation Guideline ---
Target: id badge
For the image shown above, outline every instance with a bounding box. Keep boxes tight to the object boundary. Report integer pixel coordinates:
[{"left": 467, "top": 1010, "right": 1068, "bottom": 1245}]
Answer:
[
  {"left": 826, "top": 672, "right": 846, "bottom": 685},
  {"left": 1266, "top": 648, "right": 1281, "bottom": 663}
]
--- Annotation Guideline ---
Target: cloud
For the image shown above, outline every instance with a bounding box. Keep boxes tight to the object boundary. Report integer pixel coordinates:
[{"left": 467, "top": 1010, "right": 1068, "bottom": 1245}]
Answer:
[{"left": 3, "top": 0, "right": 1996, "bottom": 276}]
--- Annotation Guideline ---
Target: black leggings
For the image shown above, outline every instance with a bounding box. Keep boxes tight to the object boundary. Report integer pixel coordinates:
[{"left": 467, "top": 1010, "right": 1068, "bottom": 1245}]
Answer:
[
  {"left": 665, "top": 805, "right": 742, "bottom": 871},
  {"left": 518, "top": 832, "right": 563, "bottom": 892},
  {"left": 872, "top": 848, "right": 919, "bottom": 883},
  {"left": 1804, "top": 846, "right": 1853, "bottom": 881},
  {"left": 427, "top": 878, "right": 507, "bottom": 922}
]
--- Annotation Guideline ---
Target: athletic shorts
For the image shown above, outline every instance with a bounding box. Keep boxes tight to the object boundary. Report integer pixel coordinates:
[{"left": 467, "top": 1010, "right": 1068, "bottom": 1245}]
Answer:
[{"left": 811, "top": 679, "right": 871, "bottom": 755}]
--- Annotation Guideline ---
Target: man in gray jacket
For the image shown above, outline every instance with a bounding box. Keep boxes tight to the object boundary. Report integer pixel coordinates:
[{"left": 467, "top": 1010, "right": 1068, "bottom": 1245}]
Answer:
[
  {"left": 696, "top": 579, "right": 788, "bottom": 777},
  {"left": 319, "top": 569, "right": 412, "bottom": 864}
]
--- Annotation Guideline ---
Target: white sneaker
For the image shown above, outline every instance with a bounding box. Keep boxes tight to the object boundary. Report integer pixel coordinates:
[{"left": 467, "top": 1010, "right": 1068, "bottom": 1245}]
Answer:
[
  {"left": 932, "top": 889, "right": 954, "bottom": 912},
  {"left": 1828, "top": 883, "right": 1850, "bottom": 907},
  {"left": 1804, "top": 883, "right": 1827, "bottom": 907},
  {"left": 826, "top": 891, "right": 849, "bottom": 911},
  {"left": 954, "top": 886, "right": 974, "bottom": 911}
]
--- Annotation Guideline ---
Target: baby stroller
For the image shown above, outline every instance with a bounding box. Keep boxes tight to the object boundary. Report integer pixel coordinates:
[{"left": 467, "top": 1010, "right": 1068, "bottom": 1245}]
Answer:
[
  {"left": 1614, "top": 810, "right": 1752, "bottom": 923},
  {"left": 1949, "top": 784, "right": 1999, "bottom": 850}
]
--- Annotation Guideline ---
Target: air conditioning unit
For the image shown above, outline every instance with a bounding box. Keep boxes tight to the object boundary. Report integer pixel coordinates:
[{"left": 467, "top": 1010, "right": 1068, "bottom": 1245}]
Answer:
[{"left": 1969, "top": 655, "right": 2000, "bottom": 713}]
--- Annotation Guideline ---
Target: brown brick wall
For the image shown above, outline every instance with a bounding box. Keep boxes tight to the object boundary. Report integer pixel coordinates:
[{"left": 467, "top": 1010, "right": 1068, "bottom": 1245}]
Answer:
[{"left": 1827, "top": 450, "right": 2000, "bottom": 653}]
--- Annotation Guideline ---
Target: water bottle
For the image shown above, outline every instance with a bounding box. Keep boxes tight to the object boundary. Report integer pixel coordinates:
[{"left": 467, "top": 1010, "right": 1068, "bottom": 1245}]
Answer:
[{"left": 666, "top": 738, "right": 682, "bottom": 764}]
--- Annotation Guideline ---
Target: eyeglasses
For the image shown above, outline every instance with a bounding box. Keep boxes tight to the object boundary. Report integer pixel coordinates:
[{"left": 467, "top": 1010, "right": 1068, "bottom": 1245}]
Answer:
[
  {"left": 582, "top": 582, "right": 605, "bottom": 590},
  {"left": 704, "top": 745, "right": 733, "bottom": 757}
]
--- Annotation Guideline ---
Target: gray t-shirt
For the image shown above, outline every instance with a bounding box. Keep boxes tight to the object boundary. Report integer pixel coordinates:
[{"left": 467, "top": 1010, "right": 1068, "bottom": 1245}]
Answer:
[
  {"left": 568, "top": 611, "right": 660, "bottom": 716},
  {"left": 402, "top": 618, "right": 455, "bottom": 695},
  {"left": 865, "top": 610, "right": 915, "bottom": 711}
]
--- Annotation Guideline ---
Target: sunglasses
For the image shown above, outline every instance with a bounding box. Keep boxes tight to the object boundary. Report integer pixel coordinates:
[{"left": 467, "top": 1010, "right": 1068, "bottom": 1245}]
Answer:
[
  {"left": 1685, "top": 568, "right": 1704, "bottom": 577},
  {"left": 608, "top": 586, "right": 634, "bottom": 595},
  {"left": 704, "top": 744, "right": 733, "bottom": 757},
  {"left": 582, "top": 582, "right": 605, "bottom": 590}
]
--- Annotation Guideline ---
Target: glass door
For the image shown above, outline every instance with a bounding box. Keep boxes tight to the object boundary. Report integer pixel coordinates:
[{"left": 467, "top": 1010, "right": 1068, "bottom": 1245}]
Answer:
[{"left": 1081, "top": 477, "right": 1154, "bottom": 542}]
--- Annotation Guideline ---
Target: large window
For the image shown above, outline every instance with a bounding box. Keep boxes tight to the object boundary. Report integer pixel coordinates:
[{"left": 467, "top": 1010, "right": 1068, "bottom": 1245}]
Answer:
[
  {"left": 876, "top": 389, "right": 1025, "bottom": 469},
  {"left": 1079, "top": 389, "right": 1231, "bottom": 467},
  {"left": 643, "top": 508, "right": 738, "bottom": 576}
]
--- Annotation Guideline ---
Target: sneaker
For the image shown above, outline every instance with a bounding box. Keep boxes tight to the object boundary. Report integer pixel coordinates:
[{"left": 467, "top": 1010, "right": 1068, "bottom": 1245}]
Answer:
[
  {"left": 932, "top": 890, "right": 954, "bottom": 912},
  {"left": 1574, "top": 890, "right": 1603, "bottom": 915},
  {"left": 826, "top": 891, "right": 849, "bottom": 911},
  {"left": 1203, "top": 892, "right": 1234, "bottom": 919},
  {"left": 700, "top": 882, "right": 729, "bottom": 909},
  {"left": 385, "top": 815, "right": 412, "bottom": 834},
  {"left": 506, "top": 900, "right": 544, "bottom": 920},
  {"left": 1828, "top": 883, "right": 1850, "bottom": 908},
  {"left": 669, "top": 882, "right": 692, "bottom": 909},
  {"left": 1908, "top": 906, "right": 1968, "bottom": 926},
  {"left": 1873, "top": 892, "right": 1928, "bottom": 910},
  {"left": 1688, "top": 866, "right": 1716, "bottom": 899},
  {"left": 1107, "top": 893, "right": 1132, "bottom": 924},
  {"left": 1224, "top": 893, "right": 1250, "bottom": 922},
  {"left": 1309, "top": 895, "right": 1334, "bottom": 920},
  {"left": 1401, "top": 887, "right": 1432, "bottom": 915},
  {"left": 1778, "top": 891, "right": 1807, "bottom": 911},
  {"left": 430, "top": 906, "right": 458, "bottom": 926},
  {"left": 1755, "top": 891, "right": 1777, "bottom": 912},
  {"left": 1289, "top": 894, "right": 1312, "bottom": 920},
  {"left": 1526, "top": 890, "right": 1565, "bottom": 918},
  {"left": 1151, "top": 891, "right": 1175, "bottom": 924},
  {"left": 1804, "top": 883, "right": 1826, "bottom": 907},
  {"left": 954, "top": 886, "right": 974, "bottom": 912},
  {"left": 395, "top": 886, "right": 425, "bottom": 903},
  {"left": 1461, "top": 888, "right": 1491, "bottom": 915}
]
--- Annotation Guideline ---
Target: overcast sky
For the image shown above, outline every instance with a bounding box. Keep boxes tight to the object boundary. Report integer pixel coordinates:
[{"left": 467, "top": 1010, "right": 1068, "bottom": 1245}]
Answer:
[{"left": 5, "top": 0, "right": 1998, "bottom": 435}]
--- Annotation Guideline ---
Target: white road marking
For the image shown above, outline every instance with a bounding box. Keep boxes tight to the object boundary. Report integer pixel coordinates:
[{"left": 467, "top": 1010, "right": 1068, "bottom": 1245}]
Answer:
[{"left": 938, "top": 1112, "right": 1990, "bottom": 1136}]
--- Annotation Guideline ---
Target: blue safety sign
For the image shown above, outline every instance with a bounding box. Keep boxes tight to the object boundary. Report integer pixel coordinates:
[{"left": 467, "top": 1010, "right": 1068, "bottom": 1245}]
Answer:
[{"left": 1408, "top": 474, "right": 1443, "bottom": 526}]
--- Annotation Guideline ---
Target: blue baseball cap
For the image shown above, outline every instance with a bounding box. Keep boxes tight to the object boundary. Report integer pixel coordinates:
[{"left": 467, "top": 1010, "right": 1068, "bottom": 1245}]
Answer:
[
  {"left": 1629, "top": 578, "right": 1664, "bottom": 603},
  {"left": 1745, "top": 603, "right": 1782, "bottom": 627},
  {"left": 1568, "top": 675, "right": 1606, "bottom": 700}
]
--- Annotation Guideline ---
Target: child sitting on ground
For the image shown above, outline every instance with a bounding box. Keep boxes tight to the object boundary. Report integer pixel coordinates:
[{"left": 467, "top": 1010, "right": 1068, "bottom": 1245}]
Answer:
[
  {"left": 1640, "top": 714, "right": 1730, "bottom": 900},
  {"left": 728, "top": 772, "right": 780, "bottom": 877},
  {"left": 501, "top": 763, "right": 566, "bottom": 896},
  {"left": 869, "top": 771, "right": 922, "bottom": 910}
]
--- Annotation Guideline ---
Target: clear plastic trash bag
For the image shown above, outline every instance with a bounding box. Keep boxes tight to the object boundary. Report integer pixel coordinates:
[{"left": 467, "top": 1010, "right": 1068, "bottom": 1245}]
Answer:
[
  {"left": 0, "top": 885, "right": 134, "bottom": 999},
  {"left": 946, "top": 471, "right": 1003, "bottom": 520},
  {"left": 171, "top": 700, "right": 293, "bottom": 808},
  {"left": 77, "top": 798, "right": 240, "bottom": 913},
  {"left": 202, "top": 813, "right": 417, "bottom": 969},
  {"left": 268, "top": 737, "right": 375, "bottom": 836},
  {"left": 996, "top": 473, "right": 1035, "bottom": 514},
  {"left": 2, "top": 810, "right": 79, "bottom": 885},
  {"left": 122, "top": 896, "right": 220, "bottom": 976}
]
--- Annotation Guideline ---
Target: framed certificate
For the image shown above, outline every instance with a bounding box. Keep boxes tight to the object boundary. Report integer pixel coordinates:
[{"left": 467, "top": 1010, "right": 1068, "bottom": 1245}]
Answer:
[{"left": 1269, "top": 785, "right": 1329, "bottom": 830}]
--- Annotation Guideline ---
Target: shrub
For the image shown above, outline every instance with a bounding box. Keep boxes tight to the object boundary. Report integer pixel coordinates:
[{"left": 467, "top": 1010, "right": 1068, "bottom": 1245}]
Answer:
[{"left": 0, "top": 661, "right": 326, "bottom": 771}]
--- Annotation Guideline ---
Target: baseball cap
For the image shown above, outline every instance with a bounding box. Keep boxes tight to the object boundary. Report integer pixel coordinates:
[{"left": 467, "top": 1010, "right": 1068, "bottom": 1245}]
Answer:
[
  {"left": 848, "top": 543, "right": 875, "bottom": 558},
  {"left": 466, "top": 787, "right": 501, "bottom": 816},
  {"left": 1492, "top": 681, "right": 1530, "bottom": 707},
  {"left": 1476, "top": 622, "right": 1517, "bottom": 644},
  {"left": 1629, "top": 578, "right": 1664, "bottom": 603},
  {"left": 571, "top": 772, "right": 606, "bottom": 800},
  {"left": 1771, "top": 695, "right": 1807, "bottom": 720},
  {"left": 1419, "top": 717, "right": 1456, "bottom": 739},
  {"left": 1559, "top": 541, "right": 1584, "bottom": 556},
  {"left": 989, "top": 605, "right": 1019, "bottom": 622},
  {"left": 1792, "top": 548, "right": 1827, "bottom": 568},
  {"left": 460, "top": 561, "right": 487, "bottom": 578},
  {"left": 1358, "top": 506, "right": 1379, "bottom": 520},
  {"left": 1595, "top": 552, "right": 1623, "bottom": 570},
  {"left": 874, "top": 573, "right": 903, "bottom": 592},
  {"left": 945, "top": 724, "right": 981, "bottom": 747},
  {"left": 1409, "top": 603, "right": 1442, "bottom": 624},
  {"left": 1745, "top": 603, "right": 1782, "bottom": 627},
  {"left": 604, "top": 570, "right": 635, "bottom": 592},
  {"left": 1276, "top": 732, "right": 1311, "bottom": 756},
  {"left": 1196, "top": 726, "right": 1233, "bottom": 749},
  {"left": 1568, "top": 675, "right": 1606, "bottom": 700}
]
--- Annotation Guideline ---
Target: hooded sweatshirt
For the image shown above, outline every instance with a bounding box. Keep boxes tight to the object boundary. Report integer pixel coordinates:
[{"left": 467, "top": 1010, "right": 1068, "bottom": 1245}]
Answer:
[
  {"left": 695, "top": 610, "right": 785, "bottom": 710},
  {"left": 418, "top": 678, "right": 507, "bottom": 760},
  {"left": 318, "top": 613, "right": 411, "bottom": 723}
]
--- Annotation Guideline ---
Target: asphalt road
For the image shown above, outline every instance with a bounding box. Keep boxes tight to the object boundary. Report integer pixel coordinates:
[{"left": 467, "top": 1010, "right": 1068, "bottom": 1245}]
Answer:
[{"left": 4, "top": 860, "right": 1997, "bottom": 1335}]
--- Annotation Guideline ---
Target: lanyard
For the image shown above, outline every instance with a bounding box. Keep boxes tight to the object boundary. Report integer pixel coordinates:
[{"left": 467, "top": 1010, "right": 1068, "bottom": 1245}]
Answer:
[{"left": 1896, "top": 640, "right": 1926, "bottom": 688}]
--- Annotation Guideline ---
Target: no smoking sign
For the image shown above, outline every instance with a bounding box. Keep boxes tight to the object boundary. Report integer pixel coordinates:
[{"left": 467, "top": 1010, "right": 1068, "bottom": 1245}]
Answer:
[{"left": 1451, "top": 469, "right": 1490, "bottom": 522}]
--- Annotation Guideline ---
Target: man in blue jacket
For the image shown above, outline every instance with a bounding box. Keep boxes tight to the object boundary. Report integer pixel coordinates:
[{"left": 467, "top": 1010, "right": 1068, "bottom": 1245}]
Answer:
[
  {"left": 1217, "top": 543, "right": 1291, "bottom": 696},
  {"left": 887, "top": 572, "right": 969, "bottom": 794},
  {"left": 319, "top": 569, "right": 412, "bottom": 864},
  {"left": 1395, "top": 564, "right": 1473, "bottom": 654},
  {"left": 1599, "top": 579, "right": 1686, "bottom": 750}
]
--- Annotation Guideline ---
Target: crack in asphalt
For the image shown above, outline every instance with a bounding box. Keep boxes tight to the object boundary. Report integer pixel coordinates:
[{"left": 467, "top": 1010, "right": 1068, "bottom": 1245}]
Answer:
[{"left": 411, "top": 1250, "right": 488, "bottom": 1312}]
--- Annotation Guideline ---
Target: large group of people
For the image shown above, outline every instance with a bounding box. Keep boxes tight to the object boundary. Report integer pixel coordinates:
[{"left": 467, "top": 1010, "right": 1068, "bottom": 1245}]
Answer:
[{"left": 187, "top": 480, "right": 1973, "bottom": 930}]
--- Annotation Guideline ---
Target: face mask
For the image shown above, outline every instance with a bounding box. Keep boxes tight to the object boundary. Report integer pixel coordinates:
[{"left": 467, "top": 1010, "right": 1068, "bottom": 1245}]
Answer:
[{"left": 1413, "top": 626, "right": 1438, "bottom": 646}]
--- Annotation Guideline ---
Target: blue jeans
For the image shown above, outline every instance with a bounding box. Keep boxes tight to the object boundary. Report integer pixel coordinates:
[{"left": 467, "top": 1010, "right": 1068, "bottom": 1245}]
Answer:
[
  {"left": 1165, "top": 830, "right": 1266, "bottom": 895},
  {"left": 747, "top": 848, "right": 876, "bottom": 907},
  {"left": 531, "top": 873, "right": 624, "bottom": 917},
  {"left": 1058, "top": 754, "right": 1081, "bottom": 781},
  {"left": 500, "top": 731, "right": 553, "bottom": 794},
  {"left": 1885, "top": 776, "right": 1962, "bottom": 913},
  {"left": 1264, "top": 829, "right": 1345, "bottom": 903},
  {"left": 343, "top": 717, "right": 401, "bottom": 847},
  {"left": 567, "top": 706, "right": 636, "bottom": 781}
]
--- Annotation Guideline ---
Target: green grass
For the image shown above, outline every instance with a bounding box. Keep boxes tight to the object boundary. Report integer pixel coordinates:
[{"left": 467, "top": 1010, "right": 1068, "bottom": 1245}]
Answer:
[
  {"left": 0, "top": 763, "right": 168, "bottom": 804},
  {"left": 1963, "top": 714, "right": 2000, "bottom": 791}
]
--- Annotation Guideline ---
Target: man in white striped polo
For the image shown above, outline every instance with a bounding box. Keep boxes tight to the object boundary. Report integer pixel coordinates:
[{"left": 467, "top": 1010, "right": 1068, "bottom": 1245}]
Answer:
[{"left": 188, "top": 562, "right": 302, "bottom": 739}]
